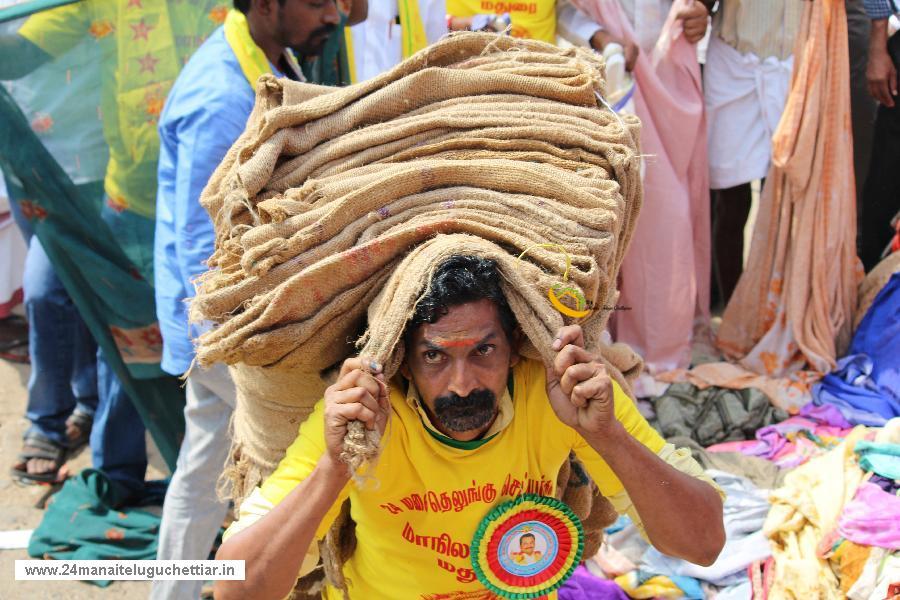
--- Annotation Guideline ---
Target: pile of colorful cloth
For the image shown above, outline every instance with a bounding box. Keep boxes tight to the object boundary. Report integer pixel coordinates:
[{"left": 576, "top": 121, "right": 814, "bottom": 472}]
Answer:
[
  {"left": 559, "top": 272, "right": 900, "bottom": 599},
  {"left": 561, "top": 420, "right": 900, "bottom": 599}
]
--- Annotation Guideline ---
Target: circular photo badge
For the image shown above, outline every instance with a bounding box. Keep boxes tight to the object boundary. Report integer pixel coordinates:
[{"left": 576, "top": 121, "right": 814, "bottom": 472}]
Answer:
[{"left": 471, "top": 494, "right": 583, "bottom": 599}]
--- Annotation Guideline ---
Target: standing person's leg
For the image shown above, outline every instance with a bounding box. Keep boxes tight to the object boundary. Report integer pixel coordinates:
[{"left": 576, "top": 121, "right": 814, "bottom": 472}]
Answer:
[
  {"left": 13, "top": 237, "right": 85, "bottom": 480},
  {"left": 91, "top": 349, "right": 147, "bottom": 501},
  {"left": 711, "top": 184, "right": 753, "bottom": 308},
  {"left": 67, "top": 318, "right": 99, "bottom": 445},
  {"left": 88, "top": 201, "right": 152, "bottom": 499},
  {"left": 10, "top": 177, "right": 98, "bottom": 431},
  {"left": 152, "top": 363, "right": 237, "bottom": 600},
  {"left": 860, "top": 101, "right": 900, "bottom": 270}
]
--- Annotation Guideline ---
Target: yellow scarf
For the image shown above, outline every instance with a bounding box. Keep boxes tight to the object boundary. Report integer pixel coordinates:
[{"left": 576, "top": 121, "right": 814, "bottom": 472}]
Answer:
[
  {"left": 398, "top": 0, "right": 428, "bottom": 59},
  {"left": 223, "top": 9, "right": 302, "bottom": 86}
]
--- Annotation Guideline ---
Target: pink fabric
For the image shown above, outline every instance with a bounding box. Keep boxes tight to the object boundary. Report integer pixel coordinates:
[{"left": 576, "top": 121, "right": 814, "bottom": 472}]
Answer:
[
  {"left": 578, "top": 0, "right": 711, "bottom": 375},
  {"left": 837, "top": 482, "right": 900, "bottom": 549},
  {"left": 707, "top": 404, "right": 855, "bottom": 468},
  {"left": 706, "top": 440, "right": 752, "bottom": 453}
]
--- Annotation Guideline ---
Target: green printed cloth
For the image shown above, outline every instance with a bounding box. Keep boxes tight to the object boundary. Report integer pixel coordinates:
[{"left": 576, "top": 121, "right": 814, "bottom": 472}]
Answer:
[{"left": 27, "top": 469, "right": 167, "bottom": 587}]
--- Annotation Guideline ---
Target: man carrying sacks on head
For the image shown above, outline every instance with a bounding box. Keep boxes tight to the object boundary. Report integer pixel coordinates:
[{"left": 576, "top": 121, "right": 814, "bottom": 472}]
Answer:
[{"left": 216, "top": 255, "right": 726, "bottom": 599}]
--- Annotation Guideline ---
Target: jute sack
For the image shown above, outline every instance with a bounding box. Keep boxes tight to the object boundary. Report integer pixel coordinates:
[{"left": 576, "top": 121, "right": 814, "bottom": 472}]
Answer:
[
  {"left": 223, "top": 364, "right": 329, "bottom": 504},
  {"left": 192, "top": 162, "right": 636, "bottom": 369},
  {"left": 193, "top": 32, "right": 644, "bottom": 596}
]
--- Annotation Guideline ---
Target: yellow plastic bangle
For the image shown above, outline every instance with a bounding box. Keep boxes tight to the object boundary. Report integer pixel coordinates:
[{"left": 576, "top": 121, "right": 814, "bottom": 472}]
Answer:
[{"left": 548, "top": 287, "right": 591, "bottom": 319}]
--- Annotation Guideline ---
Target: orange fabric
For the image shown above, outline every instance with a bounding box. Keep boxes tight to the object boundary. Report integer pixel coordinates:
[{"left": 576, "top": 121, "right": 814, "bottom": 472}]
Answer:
[
  {"left": 657, "top": 362, "right": 817, "bottom": 412},
  {"left": 679, "top": 0, "right": 861, "bottom": 411}
]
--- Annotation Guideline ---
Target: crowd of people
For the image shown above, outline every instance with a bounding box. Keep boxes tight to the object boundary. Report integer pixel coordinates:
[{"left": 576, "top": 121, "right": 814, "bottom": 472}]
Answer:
[{"left": 0, "top": 0, "right": 898, "bottom": 598}]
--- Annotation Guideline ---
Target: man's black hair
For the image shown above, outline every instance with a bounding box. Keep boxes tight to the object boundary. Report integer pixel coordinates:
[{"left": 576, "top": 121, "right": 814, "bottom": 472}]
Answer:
[
  {"left": 234, "top": 0, "right": 287, "bottom": 14},
  {"left": 407, "top": 255, "right": 517, "bottom": 340},
  {"left": 519, "top": 533, "right": 536, "bottom": 543}
]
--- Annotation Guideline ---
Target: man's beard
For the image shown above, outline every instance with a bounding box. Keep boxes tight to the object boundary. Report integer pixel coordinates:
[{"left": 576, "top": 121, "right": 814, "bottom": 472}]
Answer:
[
  {"left": 285, "top": 24, "right": 337, "bottom": 57},
  {"left": 431, "top": 389, "right": 497, "bottom": 433}
]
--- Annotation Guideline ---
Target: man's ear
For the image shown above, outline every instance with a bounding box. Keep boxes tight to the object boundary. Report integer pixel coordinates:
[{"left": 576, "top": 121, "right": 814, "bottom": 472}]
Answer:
[
  {"left": 508, "top": 327, "right": 523, "bottom": 367},
  {"left": 254, "top": 0, "right": 276, "bottom": 16},
  {"left": 399, "top": 336, "right": 412, "bottom": 379}
]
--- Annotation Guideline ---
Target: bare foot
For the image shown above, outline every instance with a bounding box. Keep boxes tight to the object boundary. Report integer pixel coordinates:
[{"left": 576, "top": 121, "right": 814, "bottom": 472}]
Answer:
[
  {"left": 27, "top": 456, "right": 58, "bottom": 476},
  {"left": 12, "top": 440, "right": 66, "bottom": 482},
  {"left": 11, "top": 445, "right": 61, "bottom": 479}
]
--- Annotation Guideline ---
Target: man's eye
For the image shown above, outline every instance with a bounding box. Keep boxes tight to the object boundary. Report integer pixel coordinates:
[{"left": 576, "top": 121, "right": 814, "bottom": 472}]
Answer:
[
  {"left": 477, "top": 344, "right": 495, "bottom": 356},
  {"left": 423, "top": 350, "right": 443, "bottom": 363}
]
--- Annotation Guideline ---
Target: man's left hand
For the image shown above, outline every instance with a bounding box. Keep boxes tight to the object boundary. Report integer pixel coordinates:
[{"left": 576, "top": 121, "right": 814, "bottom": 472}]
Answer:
[
  {"left": 545, "top": 325, "right": 616, "bottom": 435},
  {"left": 675, "top": 1, "right": 709, "bottom": 44}
]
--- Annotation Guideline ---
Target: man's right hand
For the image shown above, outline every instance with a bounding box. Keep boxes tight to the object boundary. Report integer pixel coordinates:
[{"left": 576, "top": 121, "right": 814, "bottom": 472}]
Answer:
[
  {"left": 322, "top": 357, "right": 390, "bottom": 469},
  {"left": 675, "top": 1, "right": 709, "bottom": 45},
  {"left": 868, "top": 19, "right": 897, "bottom": 108}
]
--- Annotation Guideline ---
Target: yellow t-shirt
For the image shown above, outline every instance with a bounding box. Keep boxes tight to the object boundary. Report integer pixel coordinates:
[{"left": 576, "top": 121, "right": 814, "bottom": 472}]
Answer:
[
  {"left": 251, "top": 358, "right": 667, "bottom": 599},
  {"left": 446, "top": 0, "right": 557, "bottom": 44}
]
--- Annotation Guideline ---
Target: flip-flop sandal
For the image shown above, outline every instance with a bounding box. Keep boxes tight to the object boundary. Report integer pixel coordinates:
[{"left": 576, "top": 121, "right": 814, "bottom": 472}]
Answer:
[
  {"left": 65, "top": 408, "right": 93, "bottom": 451},
  {"left": 10, "top": 433, "right": 68, "bottom": 485}
]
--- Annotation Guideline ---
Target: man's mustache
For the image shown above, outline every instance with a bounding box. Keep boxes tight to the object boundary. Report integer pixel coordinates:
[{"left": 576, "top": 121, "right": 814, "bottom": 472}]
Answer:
[
  {"left": 310, "top": 24, "right": 337, "bottom": 39},
  {"left": 432, "top": 389, "right": 496, "bottom": 432}
]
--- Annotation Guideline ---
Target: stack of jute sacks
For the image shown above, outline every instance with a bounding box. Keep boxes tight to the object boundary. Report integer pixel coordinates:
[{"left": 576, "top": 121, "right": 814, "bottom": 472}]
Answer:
[{"left": 192, "top": 32, "right": 643, "bottom": 595}]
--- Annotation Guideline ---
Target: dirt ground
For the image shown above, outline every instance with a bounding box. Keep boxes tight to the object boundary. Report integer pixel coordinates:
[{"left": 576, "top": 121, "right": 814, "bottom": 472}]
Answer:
[{"left": 0, "top": 356, "right": 167, "bottom": 599}]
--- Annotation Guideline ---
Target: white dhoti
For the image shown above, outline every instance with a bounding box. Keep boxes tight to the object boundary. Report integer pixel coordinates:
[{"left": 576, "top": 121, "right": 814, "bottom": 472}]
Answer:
[
  {"left": 348, "top": 0, "right": 447, "bottom": 82},
  {"left": 704, "top": 35, "right": 793, "bottom": 190}
]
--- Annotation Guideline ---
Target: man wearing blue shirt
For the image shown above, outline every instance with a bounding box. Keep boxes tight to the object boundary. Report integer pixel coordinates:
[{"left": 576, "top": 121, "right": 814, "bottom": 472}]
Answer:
[{"left": 152, "top": 0, "right": 349, "bottom": 597}]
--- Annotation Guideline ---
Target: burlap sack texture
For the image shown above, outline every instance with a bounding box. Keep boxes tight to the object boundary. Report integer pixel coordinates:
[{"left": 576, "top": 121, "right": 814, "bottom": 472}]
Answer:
[{"left": 192, "top": 32, "right": 643, "bottom": 596}]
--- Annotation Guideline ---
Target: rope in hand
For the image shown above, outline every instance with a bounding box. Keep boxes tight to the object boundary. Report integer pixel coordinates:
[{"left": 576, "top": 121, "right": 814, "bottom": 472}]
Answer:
[{"left": 340, "top": 359, "right": 387, "bottom": 480}]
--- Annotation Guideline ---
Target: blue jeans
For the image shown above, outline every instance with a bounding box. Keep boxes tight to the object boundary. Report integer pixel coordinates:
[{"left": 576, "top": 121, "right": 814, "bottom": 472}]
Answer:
[
  {"left": 12, "top": 185, "right": 147, "bottom": 494},
  {"left": 92, "top": 351, "right": 147, "bottom": 496},
  {"left": 94, "top": 201, "right": 149, "bottom": 495},
  {"left": 18, "top": 217, "right": 99, "bottom": 448}
]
